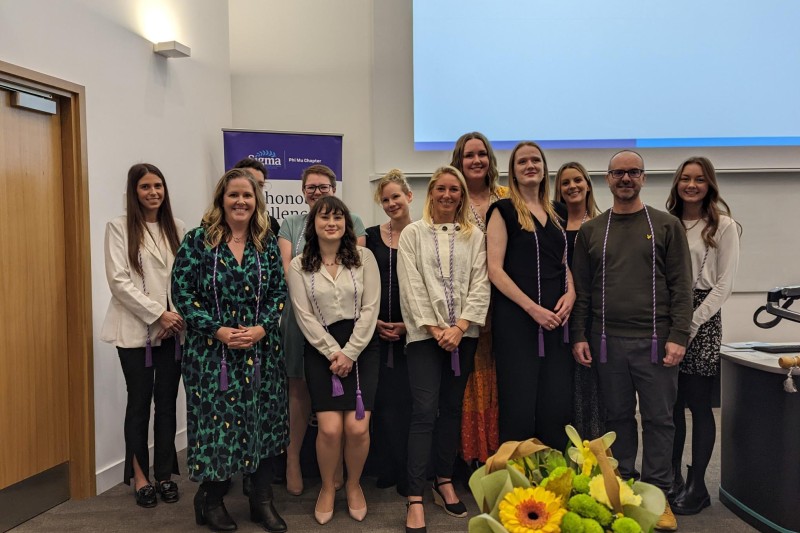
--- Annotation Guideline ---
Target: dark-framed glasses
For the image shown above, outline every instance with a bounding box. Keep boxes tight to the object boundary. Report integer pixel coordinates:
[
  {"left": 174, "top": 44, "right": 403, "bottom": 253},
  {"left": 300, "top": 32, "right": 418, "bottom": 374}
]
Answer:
[
  {"left": 607, "top": 168, "right": 644, "bottom": 179},
  {"left": 304, "top": 184, "right": 332, "bottom": 193}
]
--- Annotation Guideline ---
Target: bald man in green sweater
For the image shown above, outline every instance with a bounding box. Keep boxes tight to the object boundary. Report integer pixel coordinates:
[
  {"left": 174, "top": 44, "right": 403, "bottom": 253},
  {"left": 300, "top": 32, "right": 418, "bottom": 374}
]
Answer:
[{"left": 570, "top": 150, "right": 692, "bottom": 531}]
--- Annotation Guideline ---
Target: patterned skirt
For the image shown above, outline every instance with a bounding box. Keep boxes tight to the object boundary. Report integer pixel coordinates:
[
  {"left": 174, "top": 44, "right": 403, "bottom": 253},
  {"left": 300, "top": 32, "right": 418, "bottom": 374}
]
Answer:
[
  {"left": 680, "top": 289, "right": 722, "bottom": 377},
  {"left": 460, "top": 318, "right": 500, "bottom": 463}
]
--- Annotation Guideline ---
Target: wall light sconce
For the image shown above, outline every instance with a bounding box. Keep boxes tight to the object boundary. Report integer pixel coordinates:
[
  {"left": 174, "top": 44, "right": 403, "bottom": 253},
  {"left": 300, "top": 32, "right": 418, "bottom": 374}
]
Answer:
[{"left": 154, "top": 41, "right": 191, "bottom": 58}]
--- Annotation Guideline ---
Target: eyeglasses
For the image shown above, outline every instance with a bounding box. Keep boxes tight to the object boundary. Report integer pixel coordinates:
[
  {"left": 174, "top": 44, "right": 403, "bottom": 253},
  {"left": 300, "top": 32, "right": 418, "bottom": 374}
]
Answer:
[
  {"left": 304, "top": 184, "right": 332, "bottom": 193},
  {"left": 607, "top": 168, "right": 644, "bottom": 179}
]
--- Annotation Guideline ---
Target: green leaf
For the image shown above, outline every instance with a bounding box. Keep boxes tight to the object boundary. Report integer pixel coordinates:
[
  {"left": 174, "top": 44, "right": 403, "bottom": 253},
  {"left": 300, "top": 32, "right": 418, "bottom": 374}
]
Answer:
[{"left": 469, "top": 513, "right": 511, "bottom": 533}]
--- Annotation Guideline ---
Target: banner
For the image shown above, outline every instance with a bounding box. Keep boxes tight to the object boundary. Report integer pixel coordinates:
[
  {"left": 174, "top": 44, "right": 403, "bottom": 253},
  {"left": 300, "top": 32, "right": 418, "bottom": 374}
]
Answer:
[{"left": 222, "top": 129, "right": 343, "bottom": 223}]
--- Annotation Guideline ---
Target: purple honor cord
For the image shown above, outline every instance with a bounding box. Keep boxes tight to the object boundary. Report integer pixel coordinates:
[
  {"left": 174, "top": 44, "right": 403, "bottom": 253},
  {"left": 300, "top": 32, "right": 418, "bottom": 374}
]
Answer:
[
  {"left": 212, "top": 243, "right": 263, "bottom": 391},
  {"left": 387, "top": 222, "right": 394, "bottom": 368},
  {"left": 311, "top": 267, "right": 365, "bottom": 420},
  {"left": 600, "top": 206, "right": 658, "bottom": 364},
  {"left": 431, "top": 224, "right": 460, "bottom": 375},
  {"left": 532, "top": 228, "right": 545, "bottom": 358}
]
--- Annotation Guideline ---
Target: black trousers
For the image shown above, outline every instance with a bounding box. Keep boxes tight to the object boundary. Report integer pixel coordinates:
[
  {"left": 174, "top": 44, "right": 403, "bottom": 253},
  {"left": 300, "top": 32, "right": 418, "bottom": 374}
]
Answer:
[
  {"left": 591, "top": 333, "right": 678, "bottom": 491},
  {"left": 373, "top": 337, "right": 411, "bottom": 489},
  {"left": 118, "top": 337, "right": 181, "bottom": 484},
  {"left": 406, "top": 336, "right": 477, "bottom": 496}
]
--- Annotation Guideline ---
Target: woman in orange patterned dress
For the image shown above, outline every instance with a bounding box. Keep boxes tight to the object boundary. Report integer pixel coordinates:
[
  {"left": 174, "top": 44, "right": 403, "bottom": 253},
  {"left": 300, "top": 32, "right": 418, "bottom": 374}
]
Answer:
[{"left": 450, "top": 132, "right": 508, "bottom": 465}]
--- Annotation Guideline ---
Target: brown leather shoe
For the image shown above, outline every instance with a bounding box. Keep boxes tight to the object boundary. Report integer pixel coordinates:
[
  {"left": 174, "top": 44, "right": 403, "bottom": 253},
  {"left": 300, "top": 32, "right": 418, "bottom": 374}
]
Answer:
[{"left": 655, "top": 501, "right": 678, "bottom": 531}]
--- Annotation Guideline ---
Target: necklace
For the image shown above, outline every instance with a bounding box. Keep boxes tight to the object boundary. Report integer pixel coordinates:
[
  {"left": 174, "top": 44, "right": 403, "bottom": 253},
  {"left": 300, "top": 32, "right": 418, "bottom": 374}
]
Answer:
[
  {"left": 322, "top": 256, "right": 338, "bottom": 267},
  {"left": 231, "top": 233, "right": 246, "bottom": 244},
  {"left": 683, "top": 218, "right": 702, "bottom": 231}
]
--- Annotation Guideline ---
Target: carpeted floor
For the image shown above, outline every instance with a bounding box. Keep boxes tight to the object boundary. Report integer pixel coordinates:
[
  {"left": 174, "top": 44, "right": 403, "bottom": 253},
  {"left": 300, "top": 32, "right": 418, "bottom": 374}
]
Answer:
[{"left": 11, "top": 409, "right": 757, "bottom": 532}]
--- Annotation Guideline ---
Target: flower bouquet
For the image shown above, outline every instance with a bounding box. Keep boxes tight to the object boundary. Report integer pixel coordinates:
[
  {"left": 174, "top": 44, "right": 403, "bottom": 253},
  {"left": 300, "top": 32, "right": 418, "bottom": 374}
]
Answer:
[{"left": 468, "top": 426, "right": 666, "bottom": 533}]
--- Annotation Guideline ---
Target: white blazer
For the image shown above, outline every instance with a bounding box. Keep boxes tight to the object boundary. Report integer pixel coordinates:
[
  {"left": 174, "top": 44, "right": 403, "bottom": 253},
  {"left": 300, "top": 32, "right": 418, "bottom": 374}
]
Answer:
[{"left": 100, "top": 215, "right": 186, "bottom": 348}]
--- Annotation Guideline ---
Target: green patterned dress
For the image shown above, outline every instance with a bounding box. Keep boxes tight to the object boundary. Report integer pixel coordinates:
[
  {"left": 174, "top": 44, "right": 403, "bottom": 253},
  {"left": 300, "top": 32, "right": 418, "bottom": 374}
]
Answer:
[{"left": 172, "top": 227, "right": 288, "bottom": 482}]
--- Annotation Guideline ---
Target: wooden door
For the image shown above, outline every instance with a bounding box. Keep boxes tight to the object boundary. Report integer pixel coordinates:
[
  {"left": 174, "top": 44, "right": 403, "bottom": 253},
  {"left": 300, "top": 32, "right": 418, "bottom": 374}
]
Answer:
[{"left": 0, "top": 86, "right": 71, "bottom": 526}]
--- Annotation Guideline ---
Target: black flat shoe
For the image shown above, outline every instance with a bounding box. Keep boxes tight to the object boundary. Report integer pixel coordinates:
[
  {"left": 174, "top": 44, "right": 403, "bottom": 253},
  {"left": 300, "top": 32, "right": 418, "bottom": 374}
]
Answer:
[
  {"left": 134, "top": 484, "right": 157, "bottom": 508},
  {"left": 406, "top": 500, "right": 427, "bottom": 533},
  {"left": 431, "top": 479, "right": 467, "bottom": 518},
  {"left": 156, "top": 480, "right": 179, "bottom": 503}
]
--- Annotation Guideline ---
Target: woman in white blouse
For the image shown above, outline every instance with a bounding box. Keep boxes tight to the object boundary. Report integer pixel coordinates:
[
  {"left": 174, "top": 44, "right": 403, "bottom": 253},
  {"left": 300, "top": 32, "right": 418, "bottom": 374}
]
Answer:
[
  {"left": 665, "top": 156, "right": 740, "bottom": 515},
  {"left": 287, "top": 195, "right": 380, "bottom": 525},
  {"left": 398, "top": 166, "right": 490, "bottom": 533},
  {"left": 100, "top": 163, "right": 185, "bottom": 508}
]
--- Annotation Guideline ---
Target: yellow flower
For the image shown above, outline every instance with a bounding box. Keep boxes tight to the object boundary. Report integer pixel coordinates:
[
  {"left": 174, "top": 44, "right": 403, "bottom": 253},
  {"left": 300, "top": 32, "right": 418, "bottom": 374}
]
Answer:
[
  {"left": 498, "top": 486, "right": 567, "bottom": 533},
  {"left": 565, "top": 425, "right": 618, "bottom": 475},
  {"left": 588, "top": 475, "right": 642, "bottom": 508}
]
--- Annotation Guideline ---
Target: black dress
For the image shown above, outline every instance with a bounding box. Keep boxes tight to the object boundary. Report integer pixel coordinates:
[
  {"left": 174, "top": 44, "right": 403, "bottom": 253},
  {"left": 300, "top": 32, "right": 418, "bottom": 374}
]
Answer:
[
  {"left": 489, "top": 200, "right": 574, "bottom": 449},
  {"left": 365, "top": 225, "right": 411, "bottom": 491},
  {"left": 567, "top": 228, "right": 605, "bottom": 440}
]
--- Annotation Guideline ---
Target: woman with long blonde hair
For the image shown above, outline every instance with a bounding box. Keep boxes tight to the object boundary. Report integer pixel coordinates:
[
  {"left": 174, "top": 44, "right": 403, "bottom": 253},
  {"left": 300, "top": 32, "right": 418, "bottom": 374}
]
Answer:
[
  {"left": 398, "top": 166, "right": 490, "bottom": 532},
  {"left": 487, "top": 142, "right": 575, "bottom": 448},
  {"left": 172, "top": 169, "right": 288, "bottom": 532}
]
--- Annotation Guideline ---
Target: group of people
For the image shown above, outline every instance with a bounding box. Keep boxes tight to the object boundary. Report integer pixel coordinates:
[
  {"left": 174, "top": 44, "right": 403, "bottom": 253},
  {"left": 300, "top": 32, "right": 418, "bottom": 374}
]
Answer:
[{"left": 101, "top": 132, "right": 739, "bottom": 533}]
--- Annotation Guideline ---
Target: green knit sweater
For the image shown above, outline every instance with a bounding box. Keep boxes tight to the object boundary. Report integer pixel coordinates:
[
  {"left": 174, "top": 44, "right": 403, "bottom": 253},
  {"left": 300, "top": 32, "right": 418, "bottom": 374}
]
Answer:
[{"left": 570, "top": 206, "right": 693, "bottom": 346}]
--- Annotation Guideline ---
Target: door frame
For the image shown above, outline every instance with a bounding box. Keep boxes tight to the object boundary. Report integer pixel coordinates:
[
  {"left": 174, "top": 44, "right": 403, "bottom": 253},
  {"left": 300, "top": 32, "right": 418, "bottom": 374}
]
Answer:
[{"left": 0, "top": 60, "right": 95, "bottom": 499}]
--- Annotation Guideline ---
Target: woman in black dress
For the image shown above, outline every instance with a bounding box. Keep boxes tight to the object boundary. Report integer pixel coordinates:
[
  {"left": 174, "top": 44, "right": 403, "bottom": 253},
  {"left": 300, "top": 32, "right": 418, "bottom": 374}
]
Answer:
[
  {"left": 553, "top": 161, "right": 604, "bottom": 440},
  {"left": 487, "top": 142, "right": 575, "bottom": 449},
  {"left": 286, "top": 196, "right": 380, "bottom": 525},
  {"left": 365, "top": 169, "right": 414, "bottom": 496}
]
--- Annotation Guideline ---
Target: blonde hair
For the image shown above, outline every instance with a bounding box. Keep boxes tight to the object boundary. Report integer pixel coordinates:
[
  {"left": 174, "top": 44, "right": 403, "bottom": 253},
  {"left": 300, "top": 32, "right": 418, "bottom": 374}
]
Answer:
[
  {"left": 202, "top": 169, "right": 269, "bottom": 252},
  {"left": 553, "top": 161, "right": 600, "bottom": 219},
  {"left": 422, "top": 166, "right": 474, "bottom": 236},
  {"left": 373, "top": 168, "right": 411, "bottom": 203},
  {"left": 507, "top": 141, "right": 560, "bottom": 232}
]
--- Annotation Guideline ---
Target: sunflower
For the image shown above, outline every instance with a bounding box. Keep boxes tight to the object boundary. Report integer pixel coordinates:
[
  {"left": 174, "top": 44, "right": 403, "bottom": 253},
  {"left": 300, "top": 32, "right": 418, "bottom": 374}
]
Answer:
[{"left": 498, "top": 486, "right": 567, "bottom": 533}]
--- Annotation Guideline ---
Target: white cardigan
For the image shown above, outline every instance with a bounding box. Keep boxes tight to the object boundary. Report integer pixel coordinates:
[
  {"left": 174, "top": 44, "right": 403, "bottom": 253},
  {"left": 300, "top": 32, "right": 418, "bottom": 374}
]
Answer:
[
  {"left": 397, "top": 220, "right": 490, "bottom": 344},
  {"left": 100, "top": 216, "right": 185, "bottom": 348}
]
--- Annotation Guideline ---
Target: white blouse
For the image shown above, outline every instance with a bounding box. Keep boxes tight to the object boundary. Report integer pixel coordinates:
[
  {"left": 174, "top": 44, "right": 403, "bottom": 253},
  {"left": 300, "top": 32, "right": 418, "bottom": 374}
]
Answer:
[
  {"left": 684, "top": 215, "right": 740, "bottom": 338},
  {"left": 287, "top": 247, "right": 380, "bottom": 361},
  {"left": 397, "top": 220, "right": 490, "bottom": 344}
]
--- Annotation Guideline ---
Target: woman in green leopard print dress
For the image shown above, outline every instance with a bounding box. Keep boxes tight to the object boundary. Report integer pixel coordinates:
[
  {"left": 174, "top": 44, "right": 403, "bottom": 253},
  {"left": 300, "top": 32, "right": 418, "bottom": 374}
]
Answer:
[{"left": 172, "top": 169, "right": 288, "bottom": 532}]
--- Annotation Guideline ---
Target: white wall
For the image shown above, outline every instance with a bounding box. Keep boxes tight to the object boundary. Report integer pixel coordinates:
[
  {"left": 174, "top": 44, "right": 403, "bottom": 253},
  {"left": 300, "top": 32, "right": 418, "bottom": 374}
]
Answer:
[
  {"left": 228, "top": 0, "right": 374, "bottom": 218},
  {"left": 0, "top": 0, "right": 233, "bottom": 493}
]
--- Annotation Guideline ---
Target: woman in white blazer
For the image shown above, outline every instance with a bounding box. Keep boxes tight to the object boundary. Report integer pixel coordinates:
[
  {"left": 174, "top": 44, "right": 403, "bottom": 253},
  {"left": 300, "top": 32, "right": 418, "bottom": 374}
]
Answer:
[{"left": 100, "top": 163, "right": 186, "bottom": 508}]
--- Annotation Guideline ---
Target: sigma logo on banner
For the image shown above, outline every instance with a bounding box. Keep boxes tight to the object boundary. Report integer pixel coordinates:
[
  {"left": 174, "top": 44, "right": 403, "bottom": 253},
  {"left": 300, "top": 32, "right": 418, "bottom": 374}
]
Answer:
[{"left": 251, "top": 149, "right": 283, "bottom": 168}]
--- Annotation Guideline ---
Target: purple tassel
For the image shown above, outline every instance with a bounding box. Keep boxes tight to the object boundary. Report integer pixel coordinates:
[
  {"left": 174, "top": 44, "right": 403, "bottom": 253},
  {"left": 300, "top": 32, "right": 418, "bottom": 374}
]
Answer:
[
  {"left": 451, "top": 348, "right": 461, "bottom": 376},
  {"left": 563, "top": 319, "right": 570, "bottom": 344},
  {"left": 387, "top": 343, "right": 394, "bottom": 369},
  {"left": 145, "top": 339, "right": 153, "bottom": 368},
  {"left": 174, "top": 340, "right": 182, "bottom": 362},
  {"left": 651, "top": 334, "right": 659, "bottom": 364},
  {"left": 331, "top": 374, "right": 344, "bottom": 397},
  {"left": 220, "top": 359, "right": 229, "bottom": 391},
  {"left": 600, "top": 333, "right": 608, "bottom": 363},
  {"left": 254, "top": 359, "right": 261, "bottom": 390},
  {"left": 538, "top": 327, "right": 545, "bottom": 357},
  {"left": 355, "top": 388, "right": 365, "bottom": 420}
]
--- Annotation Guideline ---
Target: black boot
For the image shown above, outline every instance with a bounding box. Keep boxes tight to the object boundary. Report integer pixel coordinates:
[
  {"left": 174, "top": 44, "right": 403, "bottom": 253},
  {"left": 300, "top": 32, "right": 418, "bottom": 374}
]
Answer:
[
  {"left": 250, "top": 485, "right": 288, "bottom": 533},
  {"left": 194, "top": 486, "right": 238, "bottom": 531},
  {"left": 672, "top": 465, "right": 710, "bottom": 515},
  {"left": 666, "top": 463, "right": 684, "bottom": 504}
]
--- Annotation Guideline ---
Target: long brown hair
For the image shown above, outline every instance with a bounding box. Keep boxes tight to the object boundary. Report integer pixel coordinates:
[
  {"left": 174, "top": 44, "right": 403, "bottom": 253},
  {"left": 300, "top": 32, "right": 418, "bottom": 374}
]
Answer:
[
  {"left": 201, "top": 169, "right": 270, "bottom": 252},
  {"left": 507, "top": 142, "right": 560, "bottom": 232},
  {"left": 553, "top": 161, "right": 600, "bottom": 219},
  {"left": 125, "top": 163, "right": 181, "bottom": 276},
  {"left": 450, "top": 132, "right": 501, "bottom": 195},
  {"left": 666, "top": 156, "right": 740, "bottom": 248},
  {"left": 301, "top": 196, "right": 361, "bottom": 272}
]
